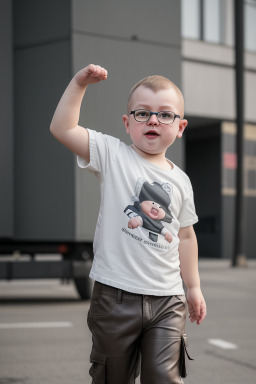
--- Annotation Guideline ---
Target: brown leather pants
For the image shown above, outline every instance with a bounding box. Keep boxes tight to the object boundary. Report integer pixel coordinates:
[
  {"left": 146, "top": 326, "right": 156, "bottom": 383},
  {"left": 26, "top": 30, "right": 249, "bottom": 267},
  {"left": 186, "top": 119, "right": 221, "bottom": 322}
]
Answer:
[{"left": 87, "top": 282, "right": 190, "bottom": 384}]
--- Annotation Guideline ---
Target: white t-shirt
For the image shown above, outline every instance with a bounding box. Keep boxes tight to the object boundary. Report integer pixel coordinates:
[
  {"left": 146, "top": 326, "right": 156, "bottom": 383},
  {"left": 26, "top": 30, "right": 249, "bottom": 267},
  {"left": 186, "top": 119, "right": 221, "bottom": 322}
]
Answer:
[{"left": 77, "top": 129, "right": 198, "bottom": 296}]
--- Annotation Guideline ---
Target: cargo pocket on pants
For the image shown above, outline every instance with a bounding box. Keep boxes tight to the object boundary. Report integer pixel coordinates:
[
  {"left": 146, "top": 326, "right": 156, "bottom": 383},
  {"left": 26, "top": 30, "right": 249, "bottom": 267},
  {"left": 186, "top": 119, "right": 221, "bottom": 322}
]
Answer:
[
  {"left": 179, "top": 334, "right": 194, "bottom": 378},
  {"left": 89, "top": 345, "right": 106, "bottom": 384}
]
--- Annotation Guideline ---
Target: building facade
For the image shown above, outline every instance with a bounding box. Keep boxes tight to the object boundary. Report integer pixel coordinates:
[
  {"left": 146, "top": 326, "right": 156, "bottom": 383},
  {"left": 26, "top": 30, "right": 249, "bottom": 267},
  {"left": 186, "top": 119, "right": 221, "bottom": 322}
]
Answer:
[
  {"left": 1, "top": 0, "right": 256, "bottom": 259},
  {"left": 181, "top": 0, "right": 256, "bottom": 258}
]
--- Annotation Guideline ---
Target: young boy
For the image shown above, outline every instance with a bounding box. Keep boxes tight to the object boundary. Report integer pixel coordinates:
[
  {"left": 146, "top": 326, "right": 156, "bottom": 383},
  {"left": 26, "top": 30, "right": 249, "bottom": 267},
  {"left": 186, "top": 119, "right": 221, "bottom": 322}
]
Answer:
[{"left": 50, "top": 64, "right": 206, "bottom": 384}]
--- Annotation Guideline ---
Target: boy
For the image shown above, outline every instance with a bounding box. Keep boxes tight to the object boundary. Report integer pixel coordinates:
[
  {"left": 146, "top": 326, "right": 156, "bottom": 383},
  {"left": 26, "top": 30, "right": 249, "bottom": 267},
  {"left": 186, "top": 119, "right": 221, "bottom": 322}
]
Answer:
[{"left": 50, "top": 64, "right": 206, "bottom": 384}]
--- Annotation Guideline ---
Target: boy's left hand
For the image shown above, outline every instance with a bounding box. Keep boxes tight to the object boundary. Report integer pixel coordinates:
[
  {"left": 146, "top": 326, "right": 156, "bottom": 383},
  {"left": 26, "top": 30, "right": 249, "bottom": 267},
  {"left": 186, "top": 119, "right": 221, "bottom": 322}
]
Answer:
[{"left": 186, "top": 287, "right": 206, "bottom": 325}]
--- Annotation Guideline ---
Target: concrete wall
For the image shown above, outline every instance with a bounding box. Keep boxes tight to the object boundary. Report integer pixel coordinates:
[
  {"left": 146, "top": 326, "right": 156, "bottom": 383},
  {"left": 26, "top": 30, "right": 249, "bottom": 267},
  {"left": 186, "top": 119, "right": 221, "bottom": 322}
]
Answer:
[
  {"left": 182, "top": 39, "right": 256, "bottom": 123},
  {"left": 182, "top": 36, "right": 256, "bottom": 259},
  {"left": 73, "top": 0, "right": 183, "bottom": 241},
  {"left": 0, "top": 0, "right": 183, "bottom": 243},
  {"left": 0, "top": 1, "right": 13, "bottom": 238},
  {"left": 13, "top": 0, "right": 74, "bottom": 240}
]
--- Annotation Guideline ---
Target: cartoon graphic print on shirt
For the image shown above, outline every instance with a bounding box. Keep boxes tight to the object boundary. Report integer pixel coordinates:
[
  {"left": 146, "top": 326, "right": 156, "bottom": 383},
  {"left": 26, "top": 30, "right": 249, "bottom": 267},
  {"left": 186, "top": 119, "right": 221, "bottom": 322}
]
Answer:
[{"left": 124, "top": 178, "right": 173, "bottom": 243}]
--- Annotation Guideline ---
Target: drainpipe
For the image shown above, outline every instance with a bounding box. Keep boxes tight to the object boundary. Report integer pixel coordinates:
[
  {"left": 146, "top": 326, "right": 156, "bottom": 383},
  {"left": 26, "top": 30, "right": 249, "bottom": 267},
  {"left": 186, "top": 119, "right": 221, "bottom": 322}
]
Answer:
[{"left": 232, "top": 0, "right": 247, "bottom": 267}]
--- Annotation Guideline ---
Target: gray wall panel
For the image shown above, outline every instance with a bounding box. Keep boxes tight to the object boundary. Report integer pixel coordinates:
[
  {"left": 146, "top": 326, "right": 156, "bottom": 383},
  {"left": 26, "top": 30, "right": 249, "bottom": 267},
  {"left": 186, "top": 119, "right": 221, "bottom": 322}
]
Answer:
[
  {"left": 72, "top": 0, "right": 180, "bottom": 46},
  {"left": 182, "top": 40, "right": 256, "bottom": 124},
  {"left": 182, "top": 61, "right": 235, "bottom": 120},
  {"left": 245, "top": 72, "right": 256, "bottom": 123},
  {"left": 14, "top": 41, "right": 74, "bottom": 240},
  {"left": 0, "top": 0, "right": 13, "bottom": 238},
  {"left": 13, "top": 0, "right": 70, "bottom": 47}
]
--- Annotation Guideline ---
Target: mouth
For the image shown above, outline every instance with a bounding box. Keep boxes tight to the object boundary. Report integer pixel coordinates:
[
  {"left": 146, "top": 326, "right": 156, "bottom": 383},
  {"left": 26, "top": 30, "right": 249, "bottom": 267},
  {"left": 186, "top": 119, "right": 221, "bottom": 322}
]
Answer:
[
  {"left": 145, "top": 130, "right": 160, "bottom": 138},
  {"left": 150, "top": 208, "right": 159, "bottom": 216}
]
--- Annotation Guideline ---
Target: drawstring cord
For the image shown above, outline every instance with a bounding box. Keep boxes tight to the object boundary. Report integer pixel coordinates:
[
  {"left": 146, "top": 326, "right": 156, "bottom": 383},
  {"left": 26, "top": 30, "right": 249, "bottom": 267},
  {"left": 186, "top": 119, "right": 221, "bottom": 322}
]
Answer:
[{"left": 179, "top": 334, "right": 194, "bottom": 378}]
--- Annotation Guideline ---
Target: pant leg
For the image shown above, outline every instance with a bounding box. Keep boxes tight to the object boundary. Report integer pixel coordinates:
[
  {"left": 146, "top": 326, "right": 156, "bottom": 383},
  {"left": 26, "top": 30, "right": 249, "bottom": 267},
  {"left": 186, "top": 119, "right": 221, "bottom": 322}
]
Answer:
[
  {"left": 87, "top": 282, "right": 142, "bottom": 384},
  {"left": 140, "top": 295, "right": 187, "bottom": 384}
]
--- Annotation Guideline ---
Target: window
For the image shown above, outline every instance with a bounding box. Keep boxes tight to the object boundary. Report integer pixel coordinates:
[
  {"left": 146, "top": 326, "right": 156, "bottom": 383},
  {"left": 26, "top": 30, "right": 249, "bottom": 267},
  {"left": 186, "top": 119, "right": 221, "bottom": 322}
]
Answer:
[
  {"left": 245, "top": 0, "right": 256, "bottom": 51},
  {"left": 204, "top": 0, "right": 221, "bottom": 43},
  {"left": 182, "top": 0, "right": 256, "bottom": 52},
  {"left": 181, "top": 0, "right": 200, "bottom": 39},
  {"left": 181, "top": 0, "right": 230, "bottom": 44}
]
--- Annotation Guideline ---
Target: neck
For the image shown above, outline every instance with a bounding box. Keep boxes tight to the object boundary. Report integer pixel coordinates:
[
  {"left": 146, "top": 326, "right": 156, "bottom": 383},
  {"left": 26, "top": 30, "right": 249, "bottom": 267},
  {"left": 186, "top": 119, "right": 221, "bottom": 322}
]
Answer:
[{"left": 131, "top": 145, "right": 173, "bottom": 170}]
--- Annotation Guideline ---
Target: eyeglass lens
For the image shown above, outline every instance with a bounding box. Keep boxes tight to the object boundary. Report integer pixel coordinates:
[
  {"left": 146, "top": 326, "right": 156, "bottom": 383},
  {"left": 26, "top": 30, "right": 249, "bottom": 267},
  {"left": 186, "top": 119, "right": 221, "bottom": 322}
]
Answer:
[{"left": 134, "top": 110, "right": 175, "bottom": 124}]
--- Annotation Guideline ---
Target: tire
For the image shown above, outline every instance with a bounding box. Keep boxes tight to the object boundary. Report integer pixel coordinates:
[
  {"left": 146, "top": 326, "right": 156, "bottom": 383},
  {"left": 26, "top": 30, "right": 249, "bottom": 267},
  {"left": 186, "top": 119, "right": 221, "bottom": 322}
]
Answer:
[{"left": 72, "top": 246, "right": 94, "bottom": 300}]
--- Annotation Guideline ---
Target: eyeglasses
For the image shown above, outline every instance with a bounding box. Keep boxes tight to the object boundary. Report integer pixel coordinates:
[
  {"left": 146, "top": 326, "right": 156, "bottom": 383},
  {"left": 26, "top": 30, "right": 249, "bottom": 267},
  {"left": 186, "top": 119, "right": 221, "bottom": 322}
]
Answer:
[{"left": 130, "top": 109, "right": 180, "bottom": 125}]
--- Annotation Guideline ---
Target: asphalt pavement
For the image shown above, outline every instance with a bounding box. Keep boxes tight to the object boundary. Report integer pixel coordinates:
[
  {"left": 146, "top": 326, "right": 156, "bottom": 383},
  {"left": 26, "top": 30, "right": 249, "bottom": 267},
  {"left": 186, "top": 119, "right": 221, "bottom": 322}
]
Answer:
[{"left": 0, "top": 258, "right": 256, "bottom": 384}]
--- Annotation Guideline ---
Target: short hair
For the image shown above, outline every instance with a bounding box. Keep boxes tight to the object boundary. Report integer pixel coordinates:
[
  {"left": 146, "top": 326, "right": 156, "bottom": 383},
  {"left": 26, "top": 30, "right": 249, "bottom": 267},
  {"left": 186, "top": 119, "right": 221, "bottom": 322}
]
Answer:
[{"left": 127, "top": 75, "right": 184, "bottom": 117}]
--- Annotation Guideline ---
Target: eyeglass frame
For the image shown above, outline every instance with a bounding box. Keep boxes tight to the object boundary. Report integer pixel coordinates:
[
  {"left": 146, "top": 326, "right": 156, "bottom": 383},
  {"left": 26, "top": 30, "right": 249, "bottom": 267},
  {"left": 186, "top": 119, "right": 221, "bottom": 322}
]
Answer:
[{"left": 130, "top": 109, "right": 181, "bottom": 125}]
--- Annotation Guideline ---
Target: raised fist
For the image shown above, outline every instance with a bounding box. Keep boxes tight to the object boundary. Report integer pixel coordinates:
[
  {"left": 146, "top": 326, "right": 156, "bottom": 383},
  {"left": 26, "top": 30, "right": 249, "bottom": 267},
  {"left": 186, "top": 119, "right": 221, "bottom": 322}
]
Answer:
[{"left": 74, "top": 64, "right": 108, "bottom": 87}]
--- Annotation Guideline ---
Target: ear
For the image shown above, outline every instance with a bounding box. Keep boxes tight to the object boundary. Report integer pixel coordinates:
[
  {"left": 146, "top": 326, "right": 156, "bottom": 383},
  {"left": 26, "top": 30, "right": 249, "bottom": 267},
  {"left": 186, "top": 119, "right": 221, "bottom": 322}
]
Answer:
[
  {"left": 122, "top": 114, "right": 130, "bottom": 134},
  {"left": 177, "top": 119, "right": 188, "bottom": 139}
]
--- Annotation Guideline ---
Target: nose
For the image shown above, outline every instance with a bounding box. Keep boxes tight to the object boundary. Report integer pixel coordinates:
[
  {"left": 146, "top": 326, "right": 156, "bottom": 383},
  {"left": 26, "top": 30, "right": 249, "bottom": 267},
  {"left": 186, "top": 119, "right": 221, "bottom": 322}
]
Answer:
[{"left": 147, "top": 113, "right": 159, "bottom": 125}]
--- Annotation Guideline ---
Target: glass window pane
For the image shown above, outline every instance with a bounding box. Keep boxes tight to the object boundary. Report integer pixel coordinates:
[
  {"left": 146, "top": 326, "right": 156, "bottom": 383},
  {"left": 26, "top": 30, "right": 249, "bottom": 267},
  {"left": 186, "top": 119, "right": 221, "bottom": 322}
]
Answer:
[
  {"left": 204, "top": 0, "right": 221, "bottom": 43},
  {"left": 245, "top": 2, "right": 256, "bottom": 51},
  {"left": 224, "top": 0, "right": 234, "bottom": 46},
  {"left": 181, "top": 0, "right": 200, "bottom": 39}
]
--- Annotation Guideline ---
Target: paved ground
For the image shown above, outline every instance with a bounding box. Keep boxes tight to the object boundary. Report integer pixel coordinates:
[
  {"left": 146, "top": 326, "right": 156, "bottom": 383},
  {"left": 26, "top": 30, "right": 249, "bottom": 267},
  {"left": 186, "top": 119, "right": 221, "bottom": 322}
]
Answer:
[{"left": 0, "top": 259, "right": 256, "bottom": 383}]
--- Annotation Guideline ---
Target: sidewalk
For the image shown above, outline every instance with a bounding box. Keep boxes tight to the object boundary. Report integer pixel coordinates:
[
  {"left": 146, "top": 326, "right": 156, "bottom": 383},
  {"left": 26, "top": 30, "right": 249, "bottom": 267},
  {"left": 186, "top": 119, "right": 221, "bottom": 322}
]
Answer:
[
  {"left": 198, "top": 257, "right": 256, "bottom": 269},
  {"left": 0, "top": 258, "right": 255, "bottom": 383},
  {"left": 184, "top": 258, "right": 256, "bottom": 383}
]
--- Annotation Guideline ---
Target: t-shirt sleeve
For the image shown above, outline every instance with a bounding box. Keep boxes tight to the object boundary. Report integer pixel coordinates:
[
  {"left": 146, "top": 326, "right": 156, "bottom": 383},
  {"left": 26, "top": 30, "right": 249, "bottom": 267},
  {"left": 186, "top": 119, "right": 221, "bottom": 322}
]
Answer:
[
  {"left": 77, "top": 129, "right": 120, "bottom": 176},
  {"left": 178, "top": 178, "right": 198, "bottom": 228}
]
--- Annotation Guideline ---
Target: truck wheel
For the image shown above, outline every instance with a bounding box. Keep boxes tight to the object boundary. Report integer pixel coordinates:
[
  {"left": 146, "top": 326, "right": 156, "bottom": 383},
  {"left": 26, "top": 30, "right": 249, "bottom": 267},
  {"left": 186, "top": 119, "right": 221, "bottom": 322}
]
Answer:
[{"left": 72, "top": 247, "right": 94, "bottom": 300}]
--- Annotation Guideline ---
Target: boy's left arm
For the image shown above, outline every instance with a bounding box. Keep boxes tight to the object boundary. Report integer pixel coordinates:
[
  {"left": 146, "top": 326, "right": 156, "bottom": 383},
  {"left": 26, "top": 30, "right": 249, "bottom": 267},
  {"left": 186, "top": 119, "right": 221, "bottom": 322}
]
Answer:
[{"left": 178, "top": 226, "right": 207, "bottom": 325}]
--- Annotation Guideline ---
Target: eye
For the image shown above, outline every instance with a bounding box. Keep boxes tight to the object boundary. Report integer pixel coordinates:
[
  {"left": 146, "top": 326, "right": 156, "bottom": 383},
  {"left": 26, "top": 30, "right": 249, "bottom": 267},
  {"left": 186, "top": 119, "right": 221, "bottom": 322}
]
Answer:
[
  {"left": 135, "top": 110, "right": 149, "bottom": 118},
  {"left": 159, "top": 112, "right": 173, "bottom": 119}
]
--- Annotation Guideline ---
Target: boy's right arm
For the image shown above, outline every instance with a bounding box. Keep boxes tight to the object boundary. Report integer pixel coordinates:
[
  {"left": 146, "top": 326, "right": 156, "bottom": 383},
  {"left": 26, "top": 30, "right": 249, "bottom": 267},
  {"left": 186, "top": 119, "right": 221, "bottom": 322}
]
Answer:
[{"left": 50, "top": 64, "right": 108, "bottom": 163}]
